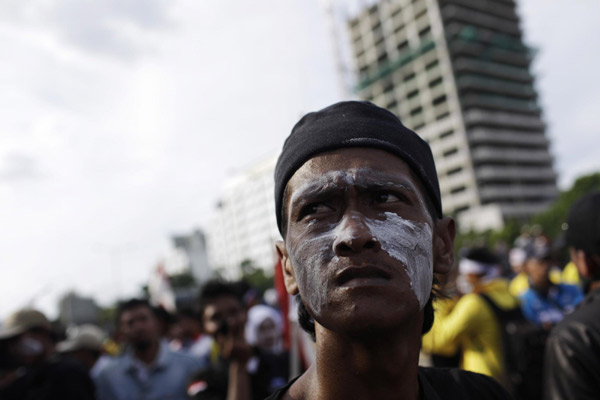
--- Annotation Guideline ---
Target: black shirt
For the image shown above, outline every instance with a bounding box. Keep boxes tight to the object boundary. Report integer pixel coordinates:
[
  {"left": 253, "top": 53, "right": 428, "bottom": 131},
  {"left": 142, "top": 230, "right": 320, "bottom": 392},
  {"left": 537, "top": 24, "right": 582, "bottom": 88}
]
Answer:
[
  {"left": 0, "top": 358, "right": 95, "bottom": 400},
  {"left": 544, "top": 288, "right": 600, "bottom": 400},
  {"left": 264, "top": 367, "right": 512, "bottom": 400}
]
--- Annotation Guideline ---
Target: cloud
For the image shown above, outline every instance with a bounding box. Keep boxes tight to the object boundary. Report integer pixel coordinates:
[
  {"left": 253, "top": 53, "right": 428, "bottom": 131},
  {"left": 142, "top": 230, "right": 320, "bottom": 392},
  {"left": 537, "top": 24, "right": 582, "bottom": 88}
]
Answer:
[
  {"left": 0, "top": 153, "right": 44, "bottom": 182},
  {"left": 0, "top": 0, "right": 176, "bottom": 60}
]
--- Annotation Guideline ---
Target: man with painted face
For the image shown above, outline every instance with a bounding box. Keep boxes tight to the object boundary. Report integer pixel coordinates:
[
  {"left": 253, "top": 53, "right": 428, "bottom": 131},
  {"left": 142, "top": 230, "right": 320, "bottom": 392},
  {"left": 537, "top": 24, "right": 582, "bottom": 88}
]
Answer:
[{"left": 268, "top": 101, "right": 511, "bottom": 400}]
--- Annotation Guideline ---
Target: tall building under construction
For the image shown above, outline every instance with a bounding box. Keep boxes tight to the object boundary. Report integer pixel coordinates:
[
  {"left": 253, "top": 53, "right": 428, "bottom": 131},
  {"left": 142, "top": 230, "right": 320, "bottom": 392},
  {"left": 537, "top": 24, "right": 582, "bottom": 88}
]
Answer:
[{"left": 346, "top": 0, "right": 557, "bottom": 230}]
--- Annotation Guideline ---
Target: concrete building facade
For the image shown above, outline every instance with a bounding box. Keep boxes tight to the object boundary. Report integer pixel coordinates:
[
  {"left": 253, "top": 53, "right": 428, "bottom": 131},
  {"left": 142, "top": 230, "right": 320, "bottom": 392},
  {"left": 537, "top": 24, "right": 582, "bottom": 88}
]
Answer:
[
  {"left": 171, "top": 229, "right": 213, "bottom": 284},
  {"left": 205, "top": 155, "right": 280, "bottom": 279},
  {"left": 58, "top": 292, "right": 100, "bottom": 326},
  {"left": 346, "top": 0, "right": 557, "bottom": 231}
]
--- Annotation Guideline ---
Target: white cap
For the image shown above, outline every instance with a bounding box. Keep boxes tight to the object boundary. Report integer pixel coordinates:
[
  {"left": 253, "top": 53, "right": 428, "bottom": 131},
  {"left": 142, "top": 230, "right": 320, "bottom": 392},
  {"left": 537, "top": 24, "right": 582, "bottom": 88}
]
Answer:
[{"left": 56, "top": 324, "right": 105, "bottom": 353}]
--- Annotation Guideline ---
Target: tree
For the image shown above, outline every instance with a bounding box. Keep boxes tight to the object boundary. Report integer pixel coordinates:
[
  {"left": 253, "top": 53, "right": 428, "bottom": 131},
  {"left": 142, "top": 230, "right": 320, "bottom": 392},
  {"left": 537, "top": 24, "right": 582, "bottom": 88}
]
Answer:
[
  {"left": 240, "top": 259, "right": 273, "bottom": 296},
  {"left": 168, "top": 272, "right": 197, "bottom": 289},
  {"left": 531, "top": 172, "right": 600, "bottom": 239}
]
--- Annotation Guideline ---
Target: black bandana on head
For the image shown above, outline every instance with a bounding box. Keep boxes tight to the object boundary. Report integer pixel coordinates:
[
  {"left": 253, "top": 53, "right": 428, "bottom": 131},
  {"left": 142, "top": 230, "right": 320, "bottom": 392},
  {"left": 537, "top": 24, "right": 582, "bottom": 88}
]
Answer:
[{"left": 274, "top": 101, "right": 442, "bottom": 234}]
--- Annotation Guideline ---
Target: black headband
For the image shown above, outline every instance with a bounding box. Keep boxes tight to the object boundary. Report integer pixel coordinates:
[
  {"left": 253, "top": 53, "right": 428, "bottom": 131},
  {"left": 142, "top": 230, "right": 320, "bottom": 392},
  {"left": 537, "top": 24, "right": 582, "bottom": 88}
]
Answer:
[{"left": 274, "top": 101, "right": 442, "bottom": 234}]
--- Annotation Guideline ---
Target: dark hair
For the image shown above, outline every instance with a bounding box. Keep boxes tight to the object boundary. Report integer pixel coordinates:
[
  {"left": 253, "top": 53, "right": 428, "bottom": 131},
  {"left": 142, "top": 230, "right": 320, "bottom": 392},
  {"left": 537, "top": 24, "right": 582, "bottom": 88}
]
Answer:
[
  {"left": 197, "top": 280, "right": 243, "bottom": 319},
  {"left": 115, "top": 298, "right": 153, "bottom": 326}
]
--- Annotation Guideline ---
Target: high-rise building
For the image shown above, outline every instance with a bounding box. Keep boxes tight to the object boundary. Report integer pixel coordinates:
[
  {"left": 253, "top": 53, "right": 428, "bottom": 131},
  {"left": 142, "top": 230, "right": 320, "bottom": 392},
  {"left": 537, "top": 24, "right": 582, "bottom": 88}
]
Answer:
[
  {"left": 172, "top": 229, "right": 213, "bottom": 284},
  {"left": 58, "top": 291, "right": 100, "bottom": 326},
  {"left": 346, "top": 0, "right": 557, "bottom": 230},
  {"left": 205, "top": 155, "right": 280, "bottom": 279}
]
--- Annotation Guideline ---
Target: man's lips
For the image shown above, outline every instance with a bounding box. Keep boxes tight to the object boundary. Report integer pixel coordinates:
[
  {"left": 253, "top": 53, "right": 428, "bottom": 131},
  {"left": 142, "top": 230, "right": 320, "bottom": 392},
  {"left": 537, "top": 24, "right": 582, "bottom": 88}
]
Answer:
[{"left": 335, "top": 265, "right": 392, "bottom": 286}]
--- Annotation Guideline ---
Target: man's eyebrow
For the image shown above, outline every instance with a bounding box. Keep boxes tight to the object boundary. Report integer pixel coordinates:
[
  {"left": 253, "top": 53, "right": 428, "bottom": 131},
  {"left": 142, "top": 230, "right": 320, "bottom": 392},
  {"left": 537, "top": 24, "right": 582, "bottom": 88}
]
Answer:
[
  {"left": 356, "top": 180, "right": 415, "bottom": 192},
  {"left": 352, "top": 170, "right": 417, "bottom": 191},
  {"left": 289, "top": 181, "right": 343, "bottom": 206}
]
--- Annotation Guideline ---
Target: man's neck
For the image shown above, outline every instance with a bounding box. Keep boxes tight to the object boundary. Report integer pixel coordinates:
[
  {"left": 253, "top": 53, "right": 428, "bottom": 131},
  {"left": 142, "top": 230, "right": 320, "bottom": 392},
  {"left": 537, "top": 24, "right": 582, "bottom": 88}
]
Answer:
[
  {"left": 297, "top": 318, "right": 422, "bottom": 400},
  {"left": 133, "top": 340, "right": 160, "bottom": 366}
]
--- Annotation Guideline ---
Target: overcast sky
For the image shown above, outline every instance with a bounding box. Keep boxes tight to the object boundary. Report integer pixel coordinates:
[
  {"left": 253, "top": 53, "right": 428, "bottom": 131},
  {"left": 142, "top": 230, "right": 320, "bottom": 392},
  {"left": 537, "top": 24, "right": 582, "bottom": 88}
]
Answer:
[{"left": 1, "top": 0, "right": 598, "bottom": 320}]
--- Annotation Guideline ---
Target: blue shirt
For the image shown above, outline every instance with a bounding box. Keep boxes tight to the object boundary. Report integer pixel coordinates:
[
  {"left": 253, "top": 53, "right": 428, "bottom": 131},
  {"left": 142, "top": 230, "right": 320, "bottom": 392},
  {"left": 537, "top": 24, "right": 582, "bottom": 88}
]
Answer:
[
  {"left": 94, "top": 342, "right": 207, "bottom": 400},
  {"left": 520, "top": 283, "right": 584, "bottom": 326}
]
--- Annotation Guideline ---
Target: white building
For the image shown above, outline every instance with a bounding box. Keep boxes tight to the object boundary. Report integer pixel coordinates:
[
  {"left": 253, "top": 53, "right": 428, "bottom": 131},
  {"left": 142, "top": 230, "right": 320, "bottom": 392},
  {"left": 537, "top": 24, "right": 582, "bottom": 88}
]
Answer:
[
  {"left": 205, "top": 155, "right": 281, "bottom": 279},
  {"left": 171, "top": 229, "right": 213, "bottom": 284}
]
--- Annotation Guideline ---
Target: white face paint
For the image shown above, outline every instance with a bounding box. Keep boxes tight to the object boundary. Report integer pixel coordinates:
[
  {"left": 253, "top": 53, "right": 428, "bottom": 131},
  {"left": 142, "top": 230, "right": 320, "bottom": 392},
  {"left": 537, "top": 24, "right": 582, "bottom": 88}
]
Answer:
[
  {"left": 287, "top": 168, "right": 435, "bottom": 316},
  {"left": 364, "top": 212, "right": 433, "bottom": 309},
  {"left": 288, "top": 224, "right": 334, "bottom": 317}
]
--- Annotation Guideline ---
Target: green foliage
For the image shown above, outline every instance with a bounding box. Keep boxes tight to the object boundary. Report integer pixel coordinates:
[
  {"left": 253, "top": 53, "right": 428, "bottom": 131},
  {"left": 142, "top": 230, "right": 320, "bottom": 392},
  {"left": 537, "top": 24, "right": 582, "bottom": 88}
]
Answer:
[
  {"left": 97, "top": 305, "right": 117, "bottom": 331},
  {"left": 532, "top": 173, "right": 600, "bottom": 239},
  {"left": 168, "top": 272, "right": 197, "bottom": 289},
  {"left": 239, "top": 259, "right": 274, "bottom": 295},
  {"left": 454, "top": 172, "right": 600, "bottom": 251}
]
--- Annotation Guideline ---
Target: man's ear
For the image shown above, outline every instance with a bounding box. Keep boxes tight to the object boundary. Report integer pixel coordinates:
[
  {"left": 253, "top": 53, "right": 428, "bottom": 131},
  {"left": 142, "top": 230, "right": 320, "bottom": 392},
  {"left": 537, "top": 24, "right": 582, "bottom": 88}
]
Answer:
[
  {"left": 433, "top": 217, "right": 455, "bottom": 274},
  {"left": 275, "top": 240, "right": 299, "bottom": 295}
]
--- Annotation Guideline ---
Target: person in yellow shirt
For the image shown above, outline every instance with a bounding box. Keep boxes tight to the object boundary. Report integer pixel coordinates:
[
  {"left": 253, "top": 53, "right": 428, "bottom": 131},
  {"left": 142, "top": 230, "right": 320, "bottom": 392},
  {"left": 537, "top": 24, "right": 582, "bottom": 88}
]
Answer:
[
  {"left": 422, "top": 247, "right": 520, "bottom": 384},
  {"left": 509, "top": 245, "right": 563, "bottom": 298},
  {"left": 561, "top": 261, "right": 581, "bottom": 286}
]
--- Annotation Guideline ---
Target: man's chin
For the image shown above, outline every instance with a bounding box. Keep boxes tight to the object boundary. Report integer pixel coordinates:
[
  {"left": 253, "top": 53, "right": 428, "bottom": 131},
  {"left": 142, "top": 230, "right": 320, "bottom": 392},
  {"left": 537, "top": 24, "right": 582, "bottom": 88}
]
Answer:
[{"left": 318, "top": 307, "right": 419, "bottom": 337}]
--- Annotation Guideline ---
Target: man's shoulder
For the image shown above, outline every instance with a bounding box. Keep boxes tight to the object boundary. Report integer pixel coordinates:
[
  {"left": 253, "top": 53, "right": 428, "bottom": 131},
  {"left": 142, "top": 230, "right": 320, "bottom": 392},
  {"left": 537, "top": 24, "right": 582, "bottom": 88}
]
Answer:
[
  {"left": 551, "top": 289, "right": 600, "bottom": 341},
  {"left": 94, "top": 354, "right": 130, "bottom": 379},
  {"left": 558, "top": 289, "right": 600, "bottom": 325},
  {"left": 164, "top": 346, "right": 207, "bottom": 369},
  {"left": 418, "top": 367, "right": 512, "bottom": 400}
]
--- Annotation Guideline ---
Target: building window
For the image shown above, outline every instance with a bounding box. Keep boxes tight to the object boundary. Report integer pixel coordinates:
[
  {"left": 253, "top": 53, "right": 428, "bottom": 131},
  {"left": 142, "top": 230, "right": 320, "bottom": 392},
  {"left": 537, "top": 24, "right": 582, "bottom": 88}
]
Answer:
[
  {"left": 450, "top": 186, "right": 466, "bottom": 194},
  {"left": 429, "top": 77, "right": 443, "bottom": 88},
  {"left": 425, "top": 59, "right": 439, "bottom": 70},
  {"left": 455, "top": 205, "right": 470, "bottom": 213},
  {"left": 383, "top": 81, "right": 394, "bottom": 93},
  {"left": 403, "top": 72, "right": 416, "bottom": 82},
  {"left": 410, "top": 106, "right": 423, "bottom": 116},
  {"left": 447, "top": 167, "right": 462, "bottom": 176},
  {"left": 440, "top": 129, "right": 454, "bottom": 139},
  {"left": 443, "top": 148, "right": 458, "bottom": 157},
  {"left": 433, "top": 95, "right": 447, "bottom": 106},
  {"left": 436, "top": 112, "right": 450, "bottom": 120},
  {"left": 407, "top": 89, "right": 419, "bottom": 99},
  {"left": 397, "top": 40, "right": 409, "bottom": 52},
  {"left": 418, "top": 26, "right": 431, "bottom": 39}
]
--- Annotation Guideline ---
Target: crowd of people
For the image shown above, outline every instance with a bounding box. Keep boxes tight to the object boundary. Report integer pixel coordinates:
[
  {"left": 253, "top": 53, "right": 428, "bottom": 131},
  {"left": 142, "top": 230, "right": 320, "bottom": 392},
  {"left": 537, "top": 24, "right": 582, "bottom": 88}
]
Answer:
[
  {"left": 0, "top": 280, "right": 292, "bottom": 400},
  {"left": 1, "top": 101, "right": 599, "bottom": 400}
]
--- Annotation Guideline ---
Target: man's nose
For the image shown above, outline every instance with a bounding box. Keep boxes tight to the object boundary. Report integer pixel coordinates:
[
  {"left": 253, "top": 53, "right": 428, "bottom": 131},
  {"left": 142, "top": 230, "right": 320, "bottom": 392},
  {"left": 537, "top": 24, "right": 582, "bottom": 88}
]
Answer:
[{"left": 333, "top": 212, "right": 380, "bottom": 256}]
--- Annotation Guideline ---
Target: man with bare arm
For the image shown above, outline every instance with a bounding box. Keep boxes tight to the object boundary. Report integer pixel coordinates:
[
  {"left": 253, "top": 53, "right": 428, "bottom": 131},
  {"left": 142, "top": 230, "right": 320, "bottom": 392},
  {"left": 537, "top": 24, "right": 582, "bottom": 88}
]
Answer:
[{"left": 267, "top": 101, "right": 511, "bottom": 400}]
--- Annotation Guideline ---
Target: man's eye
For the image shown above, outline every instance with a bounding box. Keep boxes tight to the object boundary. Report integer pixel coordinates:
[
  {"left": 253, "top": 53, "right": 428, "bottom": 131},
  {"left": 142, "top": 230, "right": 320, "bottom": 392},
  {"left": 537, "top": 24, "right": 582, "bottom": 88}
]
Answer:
[
  {"left": 299, "top": 203, "right": 332, "bottom": 219},
  {"left": 374, "top": 192, "right": 402, "bottom": 203}
]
